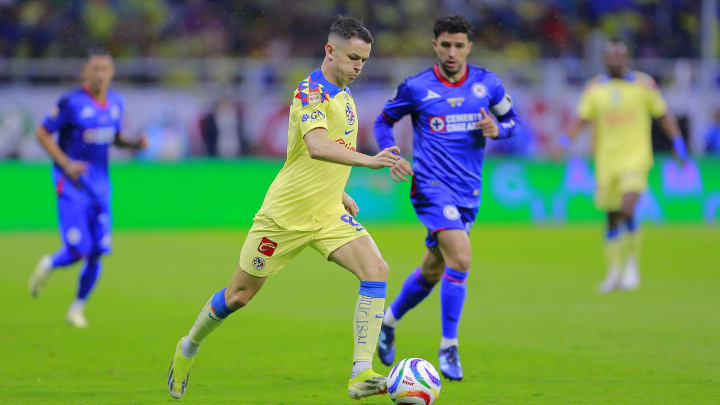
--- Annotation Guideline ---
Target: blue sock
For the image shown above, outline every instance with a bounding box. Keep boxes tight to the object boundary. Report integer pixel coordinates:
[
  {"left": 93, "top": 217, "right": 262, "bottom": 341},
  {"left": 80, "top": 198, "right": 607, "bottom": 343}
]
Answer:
[
  {"left": 441, "top": 266, "right": 468, "bottom": 339},
  {"left": 51, "top": 247, "right": 83, "bottom": 268},
  {"left": 624, "top": 217, "right": 638, "bottom": 233},
  {"left": 389, "top": 267, "right": 436, "bottom": 321},
  {"left": 77, "top": 255, "right": 101, "bottom": 300},
  {"left": 210, "top": 288, "right": 236, "bottom": 319}
]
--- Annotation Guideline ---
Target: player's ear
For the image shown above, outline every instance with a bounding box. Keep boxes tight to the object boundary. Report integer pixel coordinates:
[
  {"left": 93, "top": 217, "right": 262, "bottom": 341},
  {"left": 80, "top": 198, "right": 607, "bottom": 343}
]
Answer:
[
  {"left": 467, "top": 41, "right": 473, "bottom": 52},
  {"left": 325, "top": 43, "right": 334, "bottom": 61}
]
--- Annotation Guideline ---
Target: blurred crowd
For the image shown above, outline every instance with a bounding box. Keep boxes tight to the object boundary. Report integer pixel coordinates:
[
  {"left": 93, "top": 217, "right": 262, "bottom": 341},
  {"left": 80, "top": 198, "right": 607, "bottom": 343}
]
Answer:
[{"left": 0, "top": 0, "right": 707, "bottom": 60}]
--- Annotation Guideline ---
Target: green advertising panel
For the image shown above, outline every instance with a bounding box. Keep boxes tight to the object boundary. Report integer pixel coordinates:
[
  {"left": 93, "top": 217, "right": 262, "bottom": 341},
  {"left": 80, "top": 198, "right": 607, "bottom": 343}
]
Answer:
[{"left": 1, "top": 157, "right": 718, "bottom": 230}]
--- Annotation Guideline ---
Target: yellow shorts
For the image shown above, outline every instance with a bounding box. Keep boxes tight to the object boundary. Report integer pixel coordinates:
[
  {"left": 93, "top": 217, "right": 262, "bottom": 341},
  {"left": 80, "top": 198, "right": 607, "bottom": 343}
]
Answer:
[
  {"left": 595, "top": 170, "right": 648, "bottom": 211},
  {"left": 238, "top": 212, "right": 370, "bottom": 277}
]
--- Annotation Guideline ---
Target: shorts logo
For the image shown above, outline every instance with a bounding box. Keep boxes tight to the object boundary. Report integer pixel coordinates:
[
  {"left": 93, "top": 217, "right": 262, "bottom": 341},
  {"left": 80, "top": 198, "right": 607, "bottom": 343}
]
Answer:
[
  {"left": 443, "top": 205, "right": 460, "bottom": 220},
  {"left": 346, "top": 103, "right": 355, "bottom": 125},
  {"left": 341, "top": 214, "right": 365, "bottom": 231},
  {"left": 472, "top": 83, "right": 487, "bottom": 98},
  {"left": 429, "top": 116, "right": 445, "bottom": 132},
  {"left": 257, "top": 237, "right": 278, "bottom": 257},
  {"left": 252, "top": 256, "right": 265, "bottom": 270}
]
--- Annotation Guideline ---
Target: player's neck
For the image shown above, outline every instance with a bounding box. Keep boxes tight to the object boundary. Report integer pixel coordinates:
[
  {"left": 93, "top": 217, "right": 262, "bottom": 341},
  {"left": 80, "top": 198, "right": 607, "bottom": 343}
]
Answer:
[
  {"left": 82, "top": 84, "right": 108, "bottom": 105},
  {"left": 320, "top": 62, "right": 348, "bottom": 89},
  {"left": 438, "top": 64, "right": 467, "bottom": 83}
]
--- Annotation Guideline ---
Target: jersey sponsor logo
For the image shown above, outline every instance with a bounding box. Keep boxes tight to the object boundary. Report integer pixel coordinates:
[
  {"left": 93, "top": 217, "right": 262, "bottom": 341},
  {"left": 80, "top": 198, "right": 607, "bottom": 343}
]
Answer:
[
  {"left": 345, "top": 103, "right": 355, "bottom": 125},
  {"left": 82, "top": 126, "right": 116, "bottom": 144},
  {"left": 472, "top": 83, "right": 487, "bottom": 98},
  {"left": 341, "top": 214, "right": 365, "bottom": 231},
  {"left": 300, "top": 109, "right": 326, "bottom": 122},
  {"left": 335, "top": 138, "right": 356, "bottom": 151},
  {"left": 252, "top": 256, "right": 265, "bottom": 270},
  {"left": 257, "top": 237, "right": 278, "bottom": 257},
  {"left": 80, "top": 106, "right": 95, "bottom": 118},
  {"left": 443, "top": 204, "right": 460, "bottom": 220},
  {"left": 446, "top": 97, "right": 465, "bottom": 107},
  {"left": 429, "top": 116, "right": 445, "bottom": 132},
  {"left": 422, "top": 89, "right": 442, "bottom": 101}
]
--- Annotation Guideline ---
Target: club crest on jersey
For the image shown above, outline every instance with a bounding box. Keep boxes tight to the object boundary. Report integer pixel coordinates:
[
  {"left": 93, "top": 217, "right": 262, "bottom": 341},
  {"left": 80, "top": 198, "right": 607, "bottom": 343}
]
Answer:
[
  {"left": 252, "top": 256, "right": 265, "bottom": 270},
  {"left": 80, "top": 106, "right": 95, "bottom": 118},
  {"left": 472, "top": 83, "right": 487, "bottom": 98},
  {"left": 110, "top": 105, "right": 120, "bottom": 120},
  {"left": 443, "top": 204, "right": 460, "bottom": 220},
  {"left": 257, "top": 237, "right": 278, "bottom": 257},
  {"left": 345, "top": 103, "right": 355, "bottom": 125},
  {"left": 429, "top": 116, "right": 445, "bottom": 132},
  {"left": 308, "top": 90, "right": 321, "bottom": 106},
  {"left": 447, "top": 97, "right": 465, "bottom": 107}
]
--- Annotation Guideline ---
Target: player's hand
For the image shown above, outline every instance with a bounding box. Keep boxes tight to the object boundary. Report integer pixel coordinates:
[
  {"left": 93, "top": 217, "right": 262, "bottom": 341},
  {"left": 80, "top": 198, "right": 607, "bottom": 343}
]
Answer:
[
  {"left": 390, "top": 156, "right": 414, "bottom": 182},
  {"left": 342, "top": 193, "right": 359, "bottom": 216},
  {"left": 476, "top": 107, "right": 499, "bottom": 139},
  {"left": 137, "top": 135, "right": 149, "bottom": 150},
  {"left": 367, "top": 146, "right": 400, "bottom": 169},
  {"left": 62, "top": 160, "right": 88, "bottom": 181}
]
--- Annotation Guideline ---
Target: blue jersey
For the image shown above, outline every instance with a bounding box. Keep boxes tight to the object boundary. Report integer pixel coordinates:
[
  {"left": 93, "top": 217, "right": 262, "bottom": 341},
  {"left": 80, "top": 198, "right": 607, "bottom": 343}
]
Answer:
[
  {"left": 374, "top": 65, "right": 519, "bottom": 207},
  {"left": 42, "top": 87, "right": 124, "bottom": 192}
]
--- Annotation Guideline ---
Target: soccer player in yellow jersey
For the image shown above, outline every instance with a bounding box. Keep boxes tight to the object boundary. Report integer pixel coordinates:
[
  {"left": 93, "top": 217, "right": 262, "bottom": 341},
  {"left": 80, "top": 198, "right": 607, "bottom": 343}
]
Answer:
[
  {"left": 566, "top": 40, "right": 688, "bottom": 293},
  {"left": 166, "top": 16, "right": 400, "bottom": 400}
]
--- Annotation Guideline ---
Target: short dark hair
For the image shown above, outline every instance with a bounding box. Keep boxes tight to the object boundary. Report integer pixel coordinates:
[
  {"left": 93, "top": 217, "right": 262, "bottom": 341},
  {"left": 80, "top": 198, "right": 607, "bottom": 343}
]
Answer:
[
  {"left": 329, "top": 15, "right": 373, "bottom": 44},
  {"left": 86, "top": 47, "right": 112, "bottom": 58},
  {"left": 433, "top": 15, "right": 473, "bottom": 39}
]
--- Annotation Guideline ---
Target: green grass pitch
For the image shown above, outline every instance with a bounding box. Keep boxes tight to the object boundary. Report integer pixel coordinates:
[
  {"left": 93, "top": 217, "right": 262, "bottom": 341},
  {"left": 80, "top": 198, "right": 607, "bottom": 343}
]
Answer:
[{"left": 1, "top": 224, "right": 718, "bottom": 404}]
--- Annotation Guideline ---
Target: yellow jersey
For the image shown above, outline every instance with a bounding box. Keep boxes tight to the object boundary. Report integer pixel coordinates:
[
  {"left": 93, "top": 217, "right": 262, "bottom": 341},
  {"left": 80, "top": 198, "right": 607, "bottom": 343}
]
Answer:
[
  {"left": 258, "top": 68, "right": 360, "bottom": 231},
  {"left": 577, "top": 71, "right": 667, "bottom": 175}
]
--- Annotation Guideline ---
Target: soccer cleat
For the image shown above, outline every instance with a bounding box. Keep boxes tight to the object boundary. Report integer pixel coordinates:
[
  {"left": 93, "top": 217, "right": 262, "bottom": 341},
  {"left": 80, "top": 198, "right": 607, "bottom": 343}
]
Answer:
[
  {"left": 66, "top": 309, "right": 88, "bottom": 328},
  {"left": 348, "top": 369, "right": 387, "bottom": 399},
  {"left": 168, "top": 337, "right": 194, "bottom": 399},
  {"left": 377, "top": 323, "right": 396, "bottom": 366},
  {"left": 28, "top": 255, "right": 52, "bottom": 297},
  {"left": 598, "top": 267, "right": 622, "bottom": 294},
  {"left": 619, "top": 258, "right": 640, "bottom": 291},
  {"left": 438, "top": 345, "right": 463, "bottom": 381}
]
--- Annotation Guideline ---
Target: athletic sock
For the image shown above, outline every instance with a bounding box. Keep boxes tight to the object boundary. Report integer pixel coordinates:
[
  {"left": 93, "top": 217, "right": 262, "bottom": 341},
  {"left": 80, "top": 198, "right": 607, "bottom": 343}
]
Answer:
[
  {"left": 623, "top": 218, "right": 641, "bottom": 265},
  {"left": 605, "top": 226, "right": 623, "bottom": 275},
  {"left": 51, "top": 247, "right": 82, "bottom": 268},
  {"left": 184, "top": 288, "right": 236, "bottom": 358},
  {"left": 352, "top": 281, "right": 386, "bottom": 370},
  {"left": 440, "top": 337, "right": 459, "bottom": 350},
  {"left": 351, "top": 361, "right": 372, "bottom": 379},
  {"left": 388, "top": 268, "right": 435, "bottom": 325},
  {"left": 68, "top": 298, "right": 86, "bottom": 314},
  {"left": 77, "top": 255, "right": 101, "bottom": 300},
  {"left": 440, "top": 267, "right": 468, "bottom": 340}
]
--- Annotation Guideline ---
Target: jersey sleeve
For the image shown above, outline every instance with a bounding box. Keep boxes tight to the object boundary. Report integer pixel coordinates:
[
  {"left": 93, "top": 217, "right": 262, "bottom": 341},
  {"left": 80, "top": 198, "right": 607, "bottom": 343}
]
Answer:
[
  {"left": 381, "top": 79, "right": 415, "bottom": 122},
  {"left": 576, "top": 85, "right": 594, "bottom": 121},
  {"left": 643, "top": 76, "right": 668, "bottom": 118},
  {"left": 115, "top": 94, "right": 125, "bottom": 135},
  {"left": 41, "top": 95, "right": 71, "bottom": 133},
  {"left": 293, "top": 87, "right": 330, "bottom": 136},
  {"left": 488, "top": 75, "right": 514, "bottom": 117}
]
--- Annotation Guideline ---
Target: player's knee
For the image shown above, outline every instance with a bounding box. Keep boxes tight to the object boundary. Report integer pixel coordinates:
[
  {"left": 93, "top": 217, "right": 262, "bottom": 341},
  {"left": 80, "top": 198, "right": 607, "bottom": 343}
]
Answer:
[
  {"left": 445, "top": 254, "right": 471, "bottom": 272},
  {"left": 620, "top": 205, "right": 635, "bottom": 220},
  {"left": 364, "top": 257, "right": 389, "bottom": 282},
  {"left": 225, "top": 289, "right": 252, "bottom": 310}
]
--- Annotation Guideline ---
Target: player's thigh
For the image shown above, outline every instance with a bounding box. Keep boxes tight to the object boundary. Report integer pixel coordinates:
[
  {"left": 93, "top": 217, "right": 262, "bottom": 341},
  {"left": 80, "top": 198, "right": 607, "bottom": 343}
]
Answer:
[
  {"left": 238, "top": 214, "right": 313, "bottom": 278},
  {"left": 595, "top": 172, "right": 622, "bottom": 212},
  {"left": 435, "top": 229, "right": 472, "bottom": 271},
  {"left": 313, "top": 213, "right": 387, "bottom": 281},
  {"left": 57, "top": 195, "right": 93, "bottom": 255},
  {"left": 618, "top": 171, "right": 647, "bottom": 214}
]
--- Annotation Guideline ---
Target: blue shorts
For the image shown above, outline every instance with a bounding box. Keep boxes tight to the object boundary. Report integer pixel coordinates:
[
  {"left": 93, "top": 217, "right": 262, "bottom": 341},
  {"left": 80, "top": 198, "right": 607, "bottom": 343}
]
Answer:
[
  {"left": 410, "top": 184, "right": 478, "bottom": 248},
  {"left": 54, "top": 173, "right": 112, "bottom": 257}
]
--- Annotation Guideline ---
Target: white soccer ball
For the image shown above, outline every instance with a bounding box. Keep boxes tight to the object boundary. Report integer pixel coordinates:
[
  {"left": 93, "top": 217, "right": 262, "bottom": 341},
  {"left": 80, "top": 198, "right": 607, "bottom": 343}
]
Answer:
[{"left": 386, "top": 358, "right": 441, "bottom": 405}]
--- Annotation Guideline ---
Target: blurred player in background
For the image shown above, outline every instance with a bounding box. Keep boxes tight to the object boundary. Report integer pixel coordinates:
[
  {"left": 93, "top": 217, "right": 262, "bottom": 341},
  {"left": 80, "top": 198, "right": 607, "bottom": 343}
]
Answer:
[
  {"left": 565, "top": 39, "right": 688, "bottom": 293},
  {"left": 373, "top": 15, "right": 520, "bottom": 381},
  {"left": 167, "top": 16, "right": 400, "bottom": 401},
  {"left": 28, "top": 49, "right": 147, "bottom": 327}
]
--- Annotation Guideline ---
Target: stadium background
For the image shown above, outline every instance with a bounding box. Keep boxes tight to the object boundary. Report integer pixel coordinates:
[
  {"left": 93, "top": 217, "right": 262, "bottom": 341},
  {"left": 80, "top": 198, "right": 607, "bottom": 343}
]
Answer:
[{"left": 1, "top": 1, "right": 719, "bottom": 404}]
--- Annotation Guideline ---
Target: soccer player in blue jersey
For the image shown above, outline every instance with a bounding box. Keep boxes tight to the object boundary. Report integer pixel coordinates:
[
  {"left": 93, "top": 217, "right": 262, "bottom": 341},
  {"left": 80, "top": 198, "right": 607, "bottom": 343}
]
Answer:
[
  {"left": 373, "top": 15, "right": 520, "bottom": 381},
  {"left": 28, "top": 50, "right": 146, "bottom": 328}
]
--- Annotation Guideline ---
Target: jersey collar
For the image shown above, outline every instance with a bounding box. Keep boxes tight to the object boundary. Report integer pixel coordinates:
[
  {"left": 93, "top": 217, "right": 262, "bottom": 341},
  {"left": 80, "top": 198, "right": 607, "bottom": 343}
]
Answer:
[
  {"left": 433, "top": 64, "right": 469, "bottom": 88},
  {"left": 82, "top": 85, "right": 109, "bottom": 109},
  {"left": 309, "top": 68, "right": 347, "bottom": 98}
]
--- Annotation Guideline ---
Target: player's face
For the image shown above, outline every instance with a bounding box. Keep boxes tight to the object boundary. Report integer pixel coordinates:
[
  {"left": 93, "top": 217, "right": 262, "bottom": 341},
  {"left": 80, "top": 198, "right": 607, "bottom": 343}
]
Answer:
[
  {"left": 604, "top": 44, "right": 628, "bottom": 77},
  {"left": 328, "top": 37, "right": 371, "bottom": 85},
  {"left": 83, "top": 55, "right": 115, "bottom": 93},
  {"left": 432, "top": 32, "right": 472, "bottom": 76}
]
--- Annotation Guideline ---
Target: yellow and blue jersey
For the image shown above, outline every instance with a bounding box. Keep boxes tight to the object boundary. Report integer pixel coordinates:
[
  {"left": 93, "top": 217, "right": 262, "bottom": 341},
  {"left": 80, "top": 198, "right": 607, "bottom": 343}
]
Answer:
[
  {"left": 258, "top": 68, "right": 360, "bottom": 231},
  {"left": 577, "top": 71, "right": 667, "bottom": 175}
]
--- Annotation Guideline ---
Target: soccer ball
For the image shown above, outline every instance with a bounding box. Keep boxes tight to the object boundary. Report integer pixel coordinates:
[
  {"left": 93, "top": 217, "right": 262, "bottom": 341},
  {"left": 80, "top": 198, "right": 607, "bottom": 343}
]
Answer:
[{"left": 387, "top": 358, "right": 441, "bottom": 405}]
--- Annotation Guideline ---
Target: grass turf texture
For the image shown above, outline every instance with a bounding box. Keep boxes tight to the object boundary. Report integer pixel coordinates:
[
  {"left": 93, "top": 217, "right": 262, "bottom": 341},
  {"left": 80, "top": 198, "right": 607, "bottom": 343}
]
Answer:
[{"left": 1, "top": 225, "right": 718, "bottom": 404}]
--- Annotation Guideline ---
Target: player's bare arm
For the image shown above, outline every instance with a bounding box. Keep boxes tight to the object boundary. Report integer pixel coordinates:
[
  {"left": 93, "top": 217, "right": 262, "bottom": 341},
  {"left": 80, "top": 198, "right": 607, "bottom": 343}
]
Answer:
[
  {"left": 566, "top": 118, "right": 589, "bottom": 140},
  {"left": 303, "top": 127, "right": 400, "bottom": 169},
  {"left": 114, "top": 133, "right": 148, "bottom": 150},
  {"left": 390, "top": 156, "right": 414, "bottom": 183},
  {"left": 35, "top": 125, "right": 87, "bottom": 181}
]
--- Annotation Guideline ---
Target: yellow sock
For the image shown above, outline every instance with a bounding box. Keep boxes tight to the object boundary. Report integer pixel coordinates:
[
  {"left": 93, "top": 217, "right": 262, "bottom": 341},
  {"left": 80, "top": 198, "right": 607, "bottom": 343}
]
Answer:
[
  {"left": 624, "top": 230, "right": 642, "bottom": 261},
  {"left": 604, "top": 235, "right": 622, "bottom": 270},
  {"left": 353, "top": 282, "right": 386, "bottom": 363}
]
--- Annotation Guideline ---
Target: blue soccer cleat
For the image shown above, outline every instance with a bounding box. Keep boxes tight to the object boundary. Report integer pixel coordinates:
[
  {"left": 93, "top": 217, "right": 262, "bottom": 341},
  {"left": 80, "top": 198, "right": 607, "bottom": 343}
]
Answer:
[
  {"left": 438, "top": 345, "right": 463, "bottom": 381},
  {"left": 377, "top": 323, "right": 396, "bottom": 366}
]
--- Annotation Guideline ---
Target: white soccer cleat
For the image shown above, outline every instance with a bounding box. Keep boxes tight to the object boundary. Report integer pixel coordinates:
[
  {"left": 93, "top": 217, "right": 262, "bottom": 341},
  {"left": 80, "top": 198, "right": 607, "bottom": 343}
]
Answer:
[
  {"left": 66, "top": 309, "right": 88, "bottom": 328},
  {"left": 598, "top": 267, "right": 622, "bottom": 294},
  {"left": 28, "top": 255, "right": 52, "bottom": 297},
  {"left": 620, "top": 258, "right": 640, "bottom": 291}
]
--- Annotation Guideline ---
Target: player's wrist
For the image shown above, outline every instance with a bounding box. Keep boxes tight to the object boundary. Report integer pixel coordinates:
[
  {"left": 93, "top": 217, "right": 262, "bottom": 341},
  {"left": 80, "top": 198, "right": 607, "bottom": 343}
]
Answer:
[{"left": 672, "top": 136, "right": 688, "bottom": 160}]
